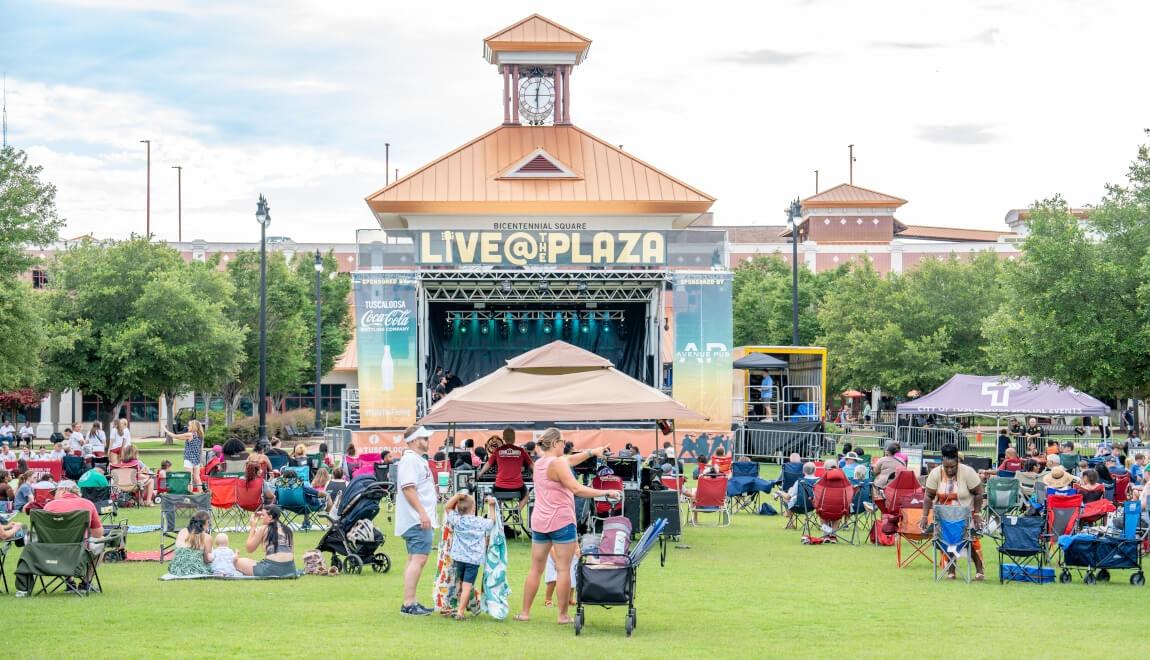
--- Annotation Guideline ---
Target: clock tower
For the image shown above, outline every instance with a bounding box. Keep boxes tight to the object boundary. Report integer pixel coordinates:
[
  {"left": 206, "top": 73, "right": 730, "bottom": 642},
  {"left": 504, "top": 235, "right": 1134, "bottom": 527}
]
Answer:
[{"left": 484, "top": 14, "right": 591, "bottom": 126}]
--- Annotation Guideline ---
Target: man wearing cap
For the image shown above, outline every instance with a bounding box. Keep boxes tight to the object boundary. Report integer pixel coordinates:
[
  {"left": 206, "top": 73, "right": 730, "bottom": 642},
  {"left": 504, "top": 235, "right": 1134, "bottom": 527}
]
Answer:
[
  {"left": 44, "top": 480, "right": 104, "bottom": 539},
  {"left": 397, "top": 425, "right": 437, "bottom": 616}
]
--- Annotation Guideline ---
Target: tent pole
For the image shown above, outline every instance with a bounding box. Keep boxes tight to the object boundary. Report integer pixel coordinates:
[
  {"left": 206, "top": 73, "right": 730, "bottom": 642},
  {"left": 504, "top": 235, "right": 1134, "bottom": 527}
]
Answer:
[{"left": 672, "top": 420, "right": 681, "bottom": 499}]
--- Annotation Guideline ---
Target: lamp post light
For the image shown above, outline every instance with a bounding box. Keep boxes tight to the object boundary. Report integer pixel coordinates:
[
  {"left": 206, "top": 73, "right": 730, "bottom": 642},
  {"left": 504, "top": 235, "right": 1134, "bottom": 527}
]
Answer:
[
  {"left": 140, "top": 139, "right": 151, "bottom": 237},
  {"left": 255, "top": 194, "right": 271, "bottom": 444},
  {"left": 171, "top": 165, "right": 182, "bottom": 242},
  {"left": 786, "top": 198, "right": 802, "bottom": 346},
  {"left": 313, "top": 249, "right": 324, "bottom": 432}
]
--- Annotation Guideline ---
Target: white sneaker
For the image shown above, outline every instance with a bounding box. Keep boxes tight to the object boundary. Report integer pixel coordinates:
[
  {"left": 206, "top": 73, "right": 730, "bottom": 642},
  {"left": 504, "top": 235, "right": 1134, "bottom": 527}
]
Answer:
[
  {"left": 820, "top": 523, "right": 834, "bottom": 535},
  {"left": 14, "top": 591, "right": 28, "bottom": 598}
]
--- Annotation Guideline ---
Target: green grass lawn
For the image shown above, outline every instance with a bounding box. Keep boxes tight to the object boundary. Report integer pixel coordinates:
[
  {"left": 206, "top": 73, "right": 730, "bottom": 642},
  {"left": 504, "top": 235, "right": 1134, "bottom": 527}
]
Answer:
[{"left": 4, "top": 460, "right": 1145, "bottom": 659}]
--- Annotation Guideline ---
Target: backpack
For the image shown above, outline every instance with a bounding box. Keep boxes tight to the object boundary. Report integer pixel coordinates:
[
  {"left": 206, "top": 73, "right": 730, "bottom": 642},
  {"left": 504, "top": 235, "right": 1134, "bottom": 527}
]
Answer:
[
  {"left": 757, "top": 503, "right": 778, "bottom": 516},
  {"left": 303, "top": 550, "right": 328, "bottom": 575}
]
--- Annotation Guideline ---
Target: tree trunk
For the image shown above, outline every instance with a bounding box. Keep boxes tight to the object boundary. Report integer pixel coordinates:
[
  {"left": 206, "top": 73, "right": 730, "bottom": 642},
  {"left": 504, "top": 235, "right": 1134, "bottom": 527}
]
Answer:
[{"left": 164, "top": 393, "right": 176, "bottom": 440}]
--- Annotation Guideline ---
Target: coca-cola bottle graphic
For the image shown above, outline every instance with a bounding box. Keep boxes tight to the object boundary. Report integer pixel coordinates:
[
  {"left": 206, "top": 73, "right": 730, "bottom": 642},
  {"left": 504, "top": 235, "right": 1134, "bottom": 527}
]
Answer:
[{"left": 380, "top": 344, "right": 395, "bottom": 391}]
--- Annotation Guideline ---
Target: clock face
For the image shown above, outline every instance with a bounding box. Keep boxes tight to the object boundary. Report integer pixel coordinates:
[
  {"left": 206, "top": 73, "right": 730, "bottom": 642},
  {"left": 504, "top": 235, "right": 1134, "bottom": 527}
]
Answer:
[{"left": 518, "top": 76, "right": 555, "bottom": 123}]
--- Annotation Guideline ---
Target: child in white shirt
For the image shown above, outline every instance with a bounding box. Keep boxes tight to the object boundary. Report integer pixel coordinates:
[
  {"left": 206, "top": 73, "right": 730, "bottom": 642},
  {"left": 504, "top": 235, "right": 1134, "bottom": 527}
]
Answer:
[{"left": 209, "top": 533, "right": 241, "bottom": 577}]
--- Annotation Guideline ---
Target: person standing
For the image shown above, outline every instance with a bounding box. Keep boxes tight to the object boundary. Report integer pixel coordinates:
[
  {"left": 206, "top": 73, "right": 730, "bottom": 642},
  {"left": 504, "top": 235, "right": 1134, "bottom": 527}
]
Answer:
[
  {"left": 516, "top": 428, "right": 620, "bottom": 624},
  {"left": 162, "top": 420, "right": 205, "bottom": 492},
  {"left": 920, "top": 443, "right": 986, "bottom": 580},
  {"left": 108, "top": 419, "right": 131, "bottom": 460},
  {"left": 67, "top": 422, "right": 86, "bottom": 455},
  {"left": 396, "top": 425, "right": 438, "bottom": 616},
  {"left": 85, "top": 421, "right": 107, "bottom": 457}
]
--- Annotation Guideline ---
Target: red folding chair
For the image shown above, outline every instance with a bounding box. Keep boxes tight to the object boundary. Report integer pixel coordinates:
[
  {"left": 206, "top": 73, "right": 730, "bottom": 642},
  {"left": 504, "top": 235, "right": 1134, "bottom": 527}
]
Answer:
[
  {"left": 689, "top": 474, "right": 731, "bottom": 526},
  {"left": 896, "top": 501, "right": 933, "bottom": 568},
  {"left": 204, "top": 475, "right": 242, "bottom": 530}
]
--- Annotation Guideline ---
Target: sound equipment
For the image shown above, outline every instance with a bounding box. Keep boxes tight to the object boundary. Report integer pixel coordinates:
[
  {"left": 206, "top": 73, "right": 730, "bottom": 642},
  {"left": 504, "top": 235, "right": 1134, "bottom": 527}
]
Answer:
[
  {"left": 623, "top": 488, "right": 641, "bottom": 536},
  {"left": 642, "top": 489, "right": 681, "bottom": 538},
  {"left": 605, "top": 457, "right": 639, "bottom": 484}
]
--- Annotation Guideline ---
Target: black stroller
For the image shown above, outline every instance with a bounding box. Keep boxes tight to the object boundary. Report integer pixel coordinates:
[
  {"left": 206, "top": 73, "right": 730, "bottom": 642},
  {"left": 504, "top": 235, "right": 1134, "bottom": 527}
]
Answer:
[
  {"left": 316, "top": 475, "right": 391, "bottom": 574},
  {"left": 574, "top": 518, "right": 667, "bottom": 637}
]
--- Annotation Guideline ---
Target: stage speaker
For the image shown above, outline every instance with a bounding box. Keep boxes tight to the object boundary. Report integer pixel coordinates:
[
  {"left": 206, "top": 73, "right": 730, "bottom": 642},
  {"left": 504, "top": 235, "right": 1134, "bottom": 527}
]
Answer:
[
  {"left": 624, "top": 488, "right": 642, "bottom": 536},
  {"left": 644, "top": 489, "right": 681, "bottom": 538}
]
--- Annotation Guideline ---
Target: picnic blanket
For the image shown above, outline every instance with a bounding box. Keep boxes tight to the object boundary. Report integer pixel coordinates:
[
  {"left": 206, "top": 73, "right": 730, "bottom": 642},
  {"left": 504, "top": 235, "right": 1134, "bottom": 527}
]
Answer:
[
  {"left": 160, "top": 572, "right": 301, "bottom": 580},
  {"left": 431, "top": 524, "right": 481, "bottom": 615},
  {"left": 482, "top": 508, "right": 510, "bottom": 620},
  {"left": 127, "top": 524, "right": 162, "bottom": 534}
]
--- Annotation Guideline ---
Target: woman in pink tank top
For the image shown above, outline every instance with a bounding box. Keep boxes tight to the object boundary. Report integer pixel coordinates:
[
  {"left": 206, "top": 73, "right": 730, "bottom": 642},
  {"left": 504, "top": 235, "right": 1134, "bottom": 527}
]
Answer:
[{"left": 516, "top": 428, "right": 621, "bottom": 625}]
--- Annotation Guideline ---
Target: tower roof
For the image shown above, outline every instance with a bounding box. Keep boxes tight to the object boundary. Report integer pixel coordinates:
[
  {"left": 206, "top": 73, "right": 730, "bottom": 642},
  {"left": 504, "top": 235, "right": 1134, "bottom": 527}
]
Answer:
[
  {"left": 801, "top": 183, "right": 907, "bottom": 209},
  {"left": 484, "top": 14, "right": 592, "bottom": 64},
  {"left": 366, "top": 124, "right": 713, "bottom": 225}
]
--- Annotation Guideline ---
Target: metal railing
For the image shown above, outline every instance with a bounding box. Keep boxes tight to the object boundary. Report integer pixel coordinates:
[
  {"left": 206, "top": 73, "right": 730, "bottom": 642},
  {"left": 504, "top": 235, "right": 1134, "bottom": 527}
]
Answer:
[
  {"left": 324, "top": 426, "right": 352, "bottom": 455},
  {"left": 341, "top": 389, "right": 360, "bottom": 428},
  {"left": 734, "top": 427, "right": 885, "bottom": 463},
  {"left": 872, "top": 423, "right": 969, "bottom": 452}
]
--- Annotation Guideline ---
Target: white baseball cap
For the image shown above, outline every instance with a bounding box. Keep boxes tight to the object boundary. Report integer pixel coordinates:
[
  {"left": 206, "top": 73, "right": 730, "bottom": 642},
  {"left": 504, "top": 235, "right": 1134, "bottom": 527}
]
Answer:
[{"left": 404, "top": 426, "right": 434, "bottom": 443}]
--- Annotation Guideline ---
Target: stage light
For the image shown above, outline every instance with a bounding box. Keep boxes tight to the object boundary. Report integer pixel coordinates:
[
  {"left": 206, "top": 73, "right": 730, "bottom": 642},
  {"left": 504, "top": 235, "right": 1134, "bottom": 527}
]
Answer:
[
  {"left": 581, "top": 323, "right": 589, "bottom": 334},
  {"left": 603, "top": 321, "right": 611, "bottom": 334},
  {"left": 538, "top": 281, "right": 550, "bottom": 292},
  {"left": 459, "top": 324, "right": 468, "bottom": 334},
  {"left": 577, "top": 281, "right": 588, "bottom": 292},
  {"left": 500, "top": 280, "right": 511, "bottom": 294},
  {"left": 480, "top": 322, "right": 489, "bottom": 335},
  {"left": 519, "top": 323, "right": 529, "bottom": 335},
  {"left": 542, "top": 323, "right": 552, "bottom": 335}
]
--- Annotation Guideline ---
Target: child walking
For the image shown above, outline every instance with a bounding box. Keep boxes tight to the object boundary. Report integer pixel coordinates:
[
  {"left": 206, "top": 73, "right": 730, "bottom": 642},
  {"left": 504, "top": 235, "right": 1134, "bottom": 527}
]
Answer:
[
  {"left": 544, "top": 545, "right": 579, "bottom": 607},
  {"left": 444, "top": 492, "right": 498, "bottom": 620}
]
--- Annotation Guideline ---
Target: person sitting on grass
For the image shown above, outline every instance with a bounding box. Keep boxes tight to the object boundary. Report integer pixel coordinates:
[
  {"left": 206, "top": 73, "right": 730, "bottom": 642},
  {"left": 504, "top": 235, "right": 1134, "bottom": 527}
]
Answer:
[
  {"left": 235, "top": 504, "right": 297, "bottom": 577},
  {"left": 169, "top": 510, "right": 212, "bottom": 576},
  {"left": 209, "top": 533, "right": 241, "bottom": 577},
  {"left": 12, "top": 471, "right": 34, "bottom": 515},
  {"left": 443, "top": 492, "right": 498, "bottom": 620}
]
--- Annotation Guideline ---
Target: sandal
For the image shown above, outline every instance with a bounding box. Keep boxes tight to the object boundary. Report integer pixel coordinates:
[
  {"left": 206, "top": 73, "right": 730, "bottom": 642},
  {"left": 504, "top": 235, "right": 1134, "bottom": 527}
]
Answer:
[
  {"left": 544, "top": 599, "right": 554, "bottom": 607},
  {"left": 514, "top": 613, "right": 531, "bottom": 622},
  {"left": 974, "top": 573, "right": 985, "bottom": 581},
  {"left": 453, "top": 614, "right": 467, "bottom": 621},
  {"left": 557, "top": 616, "right": 574, "bottom": 625}
]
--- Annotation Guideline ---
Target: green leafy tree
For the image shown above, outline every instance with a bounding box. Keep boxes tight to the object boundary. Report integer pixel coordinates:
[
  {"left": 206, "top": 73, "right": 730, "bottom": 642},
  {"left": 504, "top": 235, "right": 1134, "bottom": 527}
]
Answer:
[
  {"left": 0, "top": 281, "right": 46, "bottom": 392},
  {"left": 118, "top": 260, "right": 244, "bottom": 437},
  {"left": 0, "top": 146, "right": 64, "bottom": 280},
  {"left": 292, "top": 250, "right": 353, "bottom": 388},
  {"left": 985, "top": 163, "right": 1150, "bottom": 406},
  {"left": 220, "top": 251, "right": 310, "bottom": 425},
  {"left": 732, "top": 254, "right": 847, "bottom": 346}
]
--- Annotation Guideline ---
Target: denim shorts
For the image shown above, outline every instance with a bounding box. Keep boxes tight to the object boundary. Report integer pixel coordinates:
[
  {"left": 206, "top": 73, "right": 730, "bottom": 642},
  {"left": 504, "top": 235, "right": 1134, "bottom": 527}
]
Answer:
[
  {"left": 454, "top": 560, "right": 480, "bottom": 584},
  {"left": 402, "top": 525, "right": 433, "bottom": 556},
  {"left": 531, "top": 523, "right": 577, "bottom": 544},
  {"left": 252, "top": 558, "right": 297, "bottom": 577}
]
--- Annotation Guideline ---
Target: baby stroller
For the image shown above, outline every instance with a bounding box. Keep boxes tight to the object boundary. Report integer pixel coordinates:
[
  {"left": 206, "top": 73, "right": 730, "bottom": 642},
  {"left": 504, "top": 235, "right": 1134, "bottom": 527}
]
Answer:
[
  {"left": 574, "top": 517, "right": 666, "bottom": 637},
  {"left": 315, "top": 474, "right": 391, "bottom": 574}
]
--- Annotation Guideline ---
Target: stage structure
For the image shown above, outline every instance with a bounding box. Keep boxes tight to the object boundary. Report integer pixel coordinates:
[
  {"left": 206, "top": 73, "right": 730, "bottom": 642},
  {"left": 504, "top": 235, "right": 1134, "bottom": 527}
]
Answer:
[{"left": 349, "top": 15, "right": 732, "bottom": 451}]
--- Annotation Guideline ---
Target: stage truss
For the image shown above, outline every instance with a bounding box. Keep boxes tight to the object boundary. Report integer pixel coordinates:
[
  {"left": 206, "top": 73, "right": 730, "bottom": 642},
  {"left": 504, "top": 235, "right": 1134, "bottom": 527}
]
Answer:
[{"left": 419, "top": 269, "right": 668, "bottom": 302}]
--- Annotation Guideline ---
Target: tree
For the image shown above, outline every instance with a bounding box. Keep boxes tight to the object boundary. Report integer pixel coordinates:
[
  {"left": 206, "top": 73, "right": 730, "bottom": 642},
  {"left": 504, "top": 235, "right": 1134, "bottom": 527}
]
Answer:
[
  {"left": 0, "top": 146, "right": 64, "bottom": 281},
  {"left": 292, "top": 250, "right": 353, "bottom": 389},
  {"left": 817, "top": 254, "right": 1003, "bottom": 395},
  {"left": 116, "top": 259, "right": 244, "bottom": 438},
  {"left": 219, "top": 251, "right": 310, "bottom": 425},
  {"left": 0, "top": 281, "right": 46, "bottom": 392},
  {"left": 43, "top": 239, "right": 243, "bottom": 436},
  {"left": 732, "top": 255, "right": 847, "bottom": 346},
  {"left": 985, "top": 170, "right": 1150, "bottom": 404}
]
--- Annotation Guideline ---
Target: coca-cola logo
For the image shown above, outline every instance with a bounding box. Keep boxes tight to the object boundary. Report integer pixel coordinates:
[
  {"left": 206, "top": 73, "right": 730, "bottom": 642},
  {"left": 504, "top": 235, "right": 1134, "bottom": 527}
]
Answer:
[{"left": 361, "top": 308, "right": 411, "bottom": 329}]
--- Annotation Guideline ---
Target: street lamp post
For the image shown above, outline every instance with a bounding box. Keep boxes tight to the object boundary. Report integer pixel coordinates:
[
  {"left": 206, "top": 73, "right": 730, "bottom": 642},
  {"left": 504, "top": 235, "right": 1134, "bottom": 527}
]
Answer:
[
  {"left": 255, "top": 195, "right": 271, "bottom": 444},
  {"left": 787, "top": 198, "right": 802, "bottom": 345},
  {"left": 171, "top": 165, "right": 182, "bottom": 242},
  {"left": 313, "top": 249, "right": 324, "bottom": 432},
  {"left": 140, "top": 139, "right": 151, "bottom": 237}
]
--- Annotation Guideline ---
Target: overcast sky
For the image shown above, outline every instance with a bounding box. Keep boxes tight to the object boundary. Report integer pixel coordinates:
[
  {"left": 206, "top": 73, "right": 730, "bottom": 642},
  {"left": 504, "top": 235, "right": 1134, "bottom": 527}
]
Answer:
[{"left": 2, "top": 0, "right": 1147, "bottom": 243}]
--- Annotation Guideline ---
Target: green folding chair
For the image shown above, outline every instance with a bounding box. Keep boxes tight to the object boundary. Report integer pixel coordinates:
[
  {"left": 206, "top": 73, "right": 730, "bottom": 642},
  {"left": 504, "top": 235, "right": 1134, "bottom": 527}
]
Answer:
[
  {"left": 14, "top": 510, "right": 120, "bottom": 596},
  {"left": 985, "top": 477, "right": 1022, "bottom": 540}
]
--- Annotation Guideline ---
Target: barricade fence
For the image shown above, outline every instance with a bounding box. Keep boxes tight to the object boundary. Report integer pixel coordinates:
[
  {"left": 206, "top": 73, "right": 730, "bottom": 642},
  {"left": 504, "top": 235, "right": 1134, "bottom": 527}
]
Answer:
[
  {"left": 734, "top": 427, "right": 886, "bottom": 463},
  {"left": 870, "top": 423, "right": 969, "bottom": 453}
]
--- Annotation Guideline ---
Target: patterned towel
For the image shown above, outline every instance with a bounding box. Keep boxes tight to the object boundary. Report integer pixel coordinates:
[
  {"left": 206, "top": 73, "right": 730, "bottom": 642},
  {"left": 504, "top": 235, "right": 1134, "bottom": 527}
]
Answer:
[
  {"left": 127, "top": 524, "right": 162, "bottom": 534},
  {"left": 432, "top": 524, "right": 481, "bottom": 615},
  {"left": 482, "top": 517, "right": 510, "bottom": 620},
  {"left": 159, "top": 572, "right": 300, "bottom": 580}
]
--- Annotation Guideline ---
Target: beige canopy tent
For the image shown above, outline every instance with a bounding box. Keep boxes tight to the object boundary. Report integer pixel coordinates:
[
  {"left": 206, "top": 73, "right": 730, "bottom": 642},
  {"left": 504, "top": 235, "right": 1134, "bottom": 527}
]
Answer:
[{"left": 418, "top": 340, "right": 706, "bottom": 424}]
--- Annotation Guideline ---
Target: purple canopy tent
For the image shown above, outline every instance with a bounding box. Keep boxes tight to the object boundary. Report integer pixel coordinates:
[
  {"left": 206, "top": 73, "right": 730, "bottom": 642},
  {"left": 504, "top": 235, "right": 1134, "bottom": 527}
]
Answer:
[{"left": 896, "top": 374, "right": 1109, "bottom": 416}]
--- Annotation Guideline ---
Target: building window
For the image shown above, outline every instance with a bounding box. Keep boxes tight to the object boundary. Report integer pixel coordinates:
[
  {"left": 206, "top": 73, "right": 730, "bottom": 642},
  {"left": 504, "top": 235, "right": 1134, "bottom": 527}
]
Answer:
[
  {"left": 82, "top": 394, "right": 159, "bottom": 422},
  {"left": 282, "top": 383, "right": 345, "bottom": 415},
  {"left": 32, "top": 269, "right": 47, "bottom": 289}
]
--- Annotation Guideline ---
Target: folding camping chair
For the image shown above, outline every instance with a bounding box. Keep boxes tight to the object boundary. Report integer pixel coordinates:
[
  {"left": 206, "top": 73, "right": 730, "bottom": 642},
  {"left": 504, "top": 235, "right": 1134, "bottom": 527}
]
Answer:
[
  {"left": 276, "top": 468, "right": 326, "bottom": 531},
  {"left": 160, "top": 492, "right": 211, "bottom": 562},
  {"left": 808, "top": 469, "right": 853, "bottom": 544},
  {"left": 81, "top": 485, "right": 117, "bottom": 525},
  {"left": 1112, "top": 473, "right": 1131, "bottom": 506},
  {"left": 984, "top": 477, "right": 1022, "bottom": 539},
  {"left": 841, "top": 479, "right": 876, "bottom": 545},
  {"left": 875, "top": 470, "right": 924, "bottom": 546},
  {"left": 688, "top": 474, "right": 730, "bottom": 527},
  {"left": 204, "top": 475, "right": 243, "bottom": 531},
  {"left": 896, "top": 501, "right": 932, "bottom": 569},
  {"left": 789, "top": 479, "right": 818, "bottom": 537},
  {"left": 932, "top": 504, "right": 973, "bottom": 582},
  {"left": 998, "top": 516, "right": 1049, "bottom": 584},
  {"left": 235, "top": 476, "right": 265, "bottom": 528},
  {"left": 110, "top": 467, "right": 143, "bottom": 508},
  {"left": 62, "top": 455, "right": 85, "bottom": 481},
  {"left": 14, "top": 510, "right": 123, "bottom": 597}
]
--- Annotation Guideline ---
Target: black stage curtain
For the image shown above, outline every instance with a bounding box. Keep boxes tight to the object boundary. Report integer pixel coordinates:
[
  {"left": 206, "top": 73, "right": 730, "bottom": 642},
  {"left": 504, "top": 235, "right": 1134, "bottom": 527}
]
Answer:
[{"left": 428, "top": 302, "right": 649, "bottom": 386}]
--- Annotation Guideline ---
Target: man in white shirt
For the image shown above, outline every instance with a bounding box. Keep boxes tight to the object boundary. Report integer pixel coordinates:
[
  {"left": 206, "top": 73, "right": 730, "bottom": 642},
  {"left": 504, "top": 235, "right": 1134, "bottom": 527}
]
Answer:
[
  {"left": 18, "top": 422, "right": 34, "bottom": 449},
  {"left": 395, "top": 425, "right": 438, "bottom": 617},
  {"left": 0, "top": 420, "right": 15, "bottom": 446}
]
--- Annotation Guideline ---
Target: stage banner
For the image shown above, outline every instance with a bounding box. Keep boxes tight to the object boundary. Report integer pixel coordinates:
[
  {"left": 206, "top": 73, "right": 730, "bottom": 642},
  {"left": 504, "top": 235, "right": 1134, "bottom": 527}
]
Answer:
[
  {"left": 354, "top": 272, "right": 418, "bottom": 428},
  {"left": 672, "top": 272, "right": 733, "bottom": 431}
]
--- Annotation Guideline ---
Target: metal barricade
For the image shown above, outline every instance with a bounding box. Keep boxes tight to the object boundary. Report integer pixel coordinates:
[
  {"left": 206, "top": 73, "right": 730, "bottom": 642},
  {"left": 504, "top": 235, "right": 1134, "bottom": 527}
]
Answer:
[
  {"left": 872, "top": 423, "right": 969, "bottom": 452},
  {"left": 324, "top": 426, "right": 352, "bottom": 456},
  {"left": 735, "top": 427, "right": 835, "bottom": 463}
]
